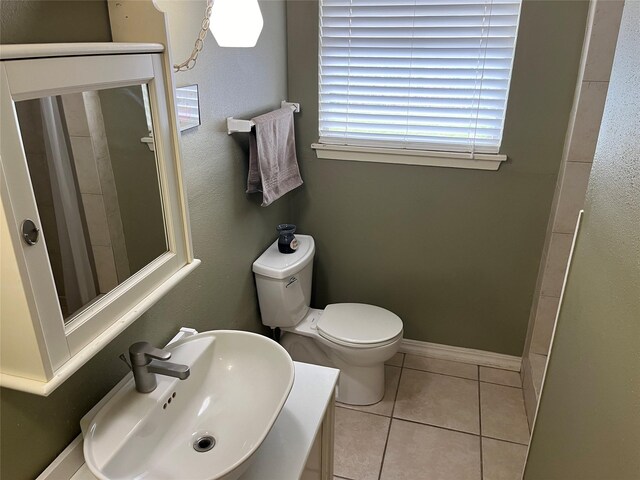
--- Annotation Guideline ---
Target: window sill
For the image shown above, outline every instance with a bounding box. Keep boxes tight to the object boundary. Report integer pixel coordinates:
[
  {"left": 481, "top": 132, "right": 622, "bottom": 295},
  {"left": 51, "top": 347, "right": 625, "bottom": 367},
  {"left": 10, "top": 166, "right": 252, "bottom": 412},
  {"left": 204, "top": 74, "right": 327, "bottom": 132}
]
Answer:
[{"left": 311, "top": 143, "right": 507, "bottom": 171}]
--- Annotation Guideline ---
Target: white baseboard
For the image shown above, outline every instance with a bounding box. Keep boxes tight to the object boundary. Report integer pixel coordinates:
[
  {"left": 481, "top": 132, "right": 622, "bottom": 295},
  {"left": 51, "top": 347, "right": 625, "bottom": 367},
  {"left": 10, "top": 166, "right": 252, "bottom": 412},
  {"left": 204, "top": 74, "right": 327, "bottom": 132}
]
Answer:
[{"left": 400, "top": 339, "right": 522, "bottom": 372}]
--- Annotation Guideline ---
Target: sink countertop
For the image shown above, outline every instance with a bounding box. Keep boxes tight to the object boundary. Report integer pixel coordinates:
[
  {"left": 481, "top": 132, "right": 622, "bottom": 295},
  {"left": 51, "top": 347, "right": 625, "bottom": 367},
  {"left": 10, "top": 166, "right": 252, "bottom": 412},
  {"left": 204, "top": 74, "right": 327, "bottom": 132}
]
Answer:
[{"left": 70, "top": 361, "right": 339, "bottom": 480}]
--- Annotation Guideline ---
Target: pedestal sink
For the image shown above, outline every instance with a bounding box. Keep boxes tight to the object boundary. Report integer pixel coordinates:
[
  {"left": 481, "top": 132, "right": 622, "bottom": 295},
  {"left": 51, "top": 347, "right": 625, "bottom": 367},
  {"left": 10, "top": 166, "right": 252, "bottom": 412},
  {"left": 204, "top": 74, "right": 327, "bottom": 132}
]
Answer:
[{"left": 83, "top": 330, "right": 295, "bottom": 480}]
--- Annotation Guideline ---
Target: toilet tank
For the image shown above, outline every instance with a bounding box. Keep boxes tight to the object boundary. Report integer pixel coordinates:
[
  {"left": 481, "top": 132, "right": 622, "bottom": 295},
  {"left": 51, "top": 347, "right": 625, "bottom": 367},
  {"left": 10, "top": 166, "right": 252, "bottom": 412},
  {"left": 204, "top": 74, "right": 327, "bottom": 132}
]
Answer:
[{"left": 252, "top": 235, "right": 315, "bottom": 328}]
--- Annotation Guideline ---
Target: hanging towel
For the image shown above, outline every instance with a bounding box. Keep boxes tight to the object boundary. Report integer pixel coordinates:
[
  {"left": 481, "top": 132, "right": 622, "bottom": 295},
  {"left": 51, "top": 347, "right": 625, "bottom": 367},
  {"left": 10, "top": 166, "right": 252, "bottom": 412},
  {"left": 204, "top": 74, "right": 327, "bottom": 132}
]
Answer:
[{"left": 247, "top": 107, "right": 303, "bottom": 206}]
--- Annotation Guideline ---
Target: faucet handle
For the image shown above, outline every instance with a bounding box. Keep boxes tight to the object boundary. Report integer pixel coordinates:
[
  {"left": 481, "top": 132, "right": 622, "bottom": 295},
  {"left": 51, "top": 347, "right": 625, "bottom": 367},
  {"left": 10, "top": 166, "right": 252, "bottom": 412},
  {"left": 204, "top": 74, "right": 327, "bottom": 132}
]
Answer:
[{"left": 129, "top": 341, "right": 171, "bottom": 366}]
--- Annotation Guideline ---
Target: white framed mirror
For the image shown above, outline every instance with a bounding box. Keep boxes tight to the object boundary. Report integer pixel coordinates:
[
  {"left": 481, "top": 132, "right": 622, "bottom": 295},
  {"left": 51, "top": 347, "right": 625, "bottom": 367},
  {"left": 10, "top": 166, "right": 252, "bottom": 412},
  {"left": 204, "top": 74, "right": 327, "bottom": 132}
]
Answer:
[
  {"left": 15, "top": 84, "right": 169, "bottom": 324},
  {"left": 176, "top": 84, "right": 200, "bottom": 132},
  {"left": 0, "top": 45, "right": 200, "bottom": 395}
]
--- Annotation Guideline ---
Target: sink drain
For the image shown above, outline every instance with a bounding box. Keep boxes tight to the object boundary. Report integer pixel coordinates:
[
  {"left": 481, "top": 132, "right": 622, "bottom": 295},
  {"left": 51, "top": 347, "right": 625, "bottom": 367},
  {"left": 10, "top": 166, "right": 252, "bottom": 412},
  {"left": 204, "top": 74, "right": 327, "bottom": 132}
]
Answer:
[{"left": 193, "top": 435, "right": 216, "bottom": 453}]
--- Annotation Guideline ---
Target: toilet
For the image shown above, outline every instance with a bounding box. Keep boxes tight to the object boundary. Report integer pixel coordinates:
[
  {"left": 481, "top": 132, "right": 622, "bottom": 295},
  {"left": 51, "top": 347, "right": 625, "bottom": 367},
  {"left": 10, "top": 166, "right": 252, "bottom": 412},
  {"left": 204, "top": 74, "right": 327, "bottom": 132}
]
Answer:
[{"left": 253, "top": 234, "right": 403, "bottom": 405}]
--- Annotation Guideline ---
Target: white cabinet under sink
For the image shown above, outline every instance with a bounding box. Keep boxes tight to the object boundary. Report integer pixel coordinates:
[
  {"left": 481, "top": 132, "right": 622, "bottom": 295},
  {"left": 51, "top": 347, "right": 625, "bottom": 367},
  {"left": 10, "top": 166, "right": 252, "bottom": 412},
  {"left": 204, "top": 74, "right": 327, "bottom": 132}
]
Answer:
[{"left": 241, "top": 362, "right": 338, "bottom": 480}]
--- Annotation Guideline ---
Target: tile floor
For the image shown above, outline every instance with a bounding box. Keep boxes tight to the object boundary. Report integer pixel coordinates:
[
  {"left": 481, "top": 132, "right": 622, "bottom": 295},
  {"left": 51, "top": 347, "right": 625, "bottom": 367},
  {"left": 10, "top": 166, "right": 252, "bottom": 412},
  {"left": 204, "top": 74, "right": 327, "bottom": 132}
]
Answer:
[{"left": 333, "top": 353, "right": 529, "bottom": 480}]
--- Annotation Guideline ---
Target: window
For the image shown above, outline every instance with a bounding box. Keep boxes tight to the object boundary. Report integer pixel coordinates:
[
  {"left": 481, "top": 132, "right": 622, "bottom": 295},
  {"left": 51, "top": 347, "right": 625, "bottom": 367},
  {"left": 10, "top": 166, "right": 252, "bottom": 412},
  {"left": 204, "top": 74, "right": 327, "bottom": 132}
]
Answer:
[{"left": 316, "top": 0, "right": 522, "bottom": 169}]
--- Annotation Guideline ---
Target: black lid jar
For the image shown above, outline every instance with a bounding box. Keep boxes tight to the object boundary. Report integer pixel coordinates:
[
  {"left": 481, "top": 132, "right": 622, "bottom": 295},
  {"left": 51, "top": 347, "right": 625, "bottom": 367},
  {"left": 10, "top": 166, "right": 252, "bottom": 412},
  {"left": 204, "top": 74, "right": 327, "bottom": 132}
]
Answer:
[{"left": 276, "top": 224, "right": 298, "bottom": 254}]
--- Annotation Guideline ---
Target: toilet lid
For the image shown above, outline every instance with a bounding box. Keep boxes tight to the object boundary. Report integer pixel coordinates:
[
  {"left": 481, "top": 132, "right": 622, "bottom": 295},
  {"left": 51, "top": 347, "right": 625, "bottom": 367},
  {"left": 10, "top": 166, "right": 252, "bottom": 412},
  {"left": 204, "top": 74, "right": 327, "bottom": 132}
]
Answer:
[{"left": 317, "top": 303, "right": 403, "bottom": 346}]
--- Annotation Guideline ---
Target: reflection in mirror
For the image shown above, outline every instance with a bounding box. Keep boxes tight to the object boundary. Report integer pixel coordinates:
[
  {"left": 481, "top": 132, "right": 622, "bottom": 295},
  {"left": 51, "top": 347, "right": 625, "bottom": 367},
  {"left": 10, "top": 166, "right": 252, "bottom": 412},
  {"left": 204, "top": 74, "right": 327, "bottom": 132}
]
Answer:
[
  {"left": 15, "top": 85, "right": 168, "bottom": 322},
  {"left": 176, "top": 85, "right": 200, "bottom": 132}
]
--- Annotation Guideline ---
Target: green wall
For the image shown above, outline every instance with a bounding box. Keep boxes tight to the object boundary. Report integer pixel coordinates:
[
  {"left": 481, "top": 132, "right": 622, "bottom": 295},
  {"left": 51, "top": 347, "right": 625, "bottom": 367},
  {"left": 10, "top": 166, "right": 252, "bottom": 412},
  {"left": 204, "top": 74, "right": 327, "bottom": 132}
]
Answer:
[
  {"left": 0, "top": 0, "right": 112, "bottom": 44},
  {"left": 0, "top": 0, "right": 596, "bottom": 477},
  {"left": 286, "top": 0, "right": 588, "bottom": 356},
  {"left": 0, "top": 2, "right": 292, "bottom": 478},
  {"left": 524, "top": 2, "right": 640, "bottom": 478}
]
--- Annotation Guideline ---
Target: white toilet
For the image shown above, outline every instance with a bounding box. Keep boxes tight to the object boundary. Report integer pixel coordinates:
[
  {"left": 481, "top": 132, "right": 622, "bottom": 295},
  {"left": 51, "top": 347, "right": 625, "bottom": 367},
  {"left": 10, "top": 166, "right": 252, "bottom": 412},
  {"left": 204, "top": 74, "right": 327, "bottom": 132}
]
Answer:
[{"left": 253, "top": 234, "right": 403, "bottom": 405}]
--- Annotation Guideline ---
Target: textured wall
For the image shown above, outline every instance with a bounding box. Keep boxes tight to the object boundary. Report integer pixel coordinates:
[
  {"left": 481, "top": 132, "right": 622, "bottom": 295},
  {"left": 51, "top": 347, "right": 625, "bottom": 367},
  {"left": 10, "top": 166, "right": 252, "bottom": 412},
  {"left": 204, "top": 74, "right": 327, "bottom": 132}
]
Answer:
[
  {"left": 0, "top": 2, "right": 291, "bottom": 478},
  {"left": 286, "top": 0, "right": 588, "bottom": 356},
  {"left": 0, "top": 0, "right": 112, "bottom": 44},
  {"left": 524, "top": 1, "right": 640, "bottom": 478},
  {"left": 519, "top": 0, "right": 625, "bottom": 427}
]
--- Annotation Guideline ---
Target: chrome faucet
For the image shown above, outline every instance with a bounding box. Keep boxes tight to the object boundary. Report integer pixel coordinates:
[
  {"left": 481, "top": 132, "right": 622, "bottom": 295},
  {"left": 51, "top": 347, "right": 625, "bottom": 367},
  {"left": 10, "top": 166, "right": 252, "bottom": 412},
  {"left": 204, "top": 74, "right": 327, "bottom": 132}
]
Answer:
[{"left": 127, "top": 342, "right": 190, "bottom": 393}]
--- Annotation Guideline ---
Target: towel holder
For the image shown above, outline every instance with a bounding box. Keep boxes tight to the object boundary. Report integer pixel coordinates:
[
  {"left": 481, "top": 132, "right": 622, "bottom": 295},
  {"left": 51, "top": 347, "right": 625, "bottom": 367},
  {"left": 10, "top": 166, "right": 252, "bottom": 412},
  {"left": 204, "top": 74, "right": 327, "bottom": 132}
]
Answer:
[{"left": 226, "top": 101, "right": 300, "bottom": 135}]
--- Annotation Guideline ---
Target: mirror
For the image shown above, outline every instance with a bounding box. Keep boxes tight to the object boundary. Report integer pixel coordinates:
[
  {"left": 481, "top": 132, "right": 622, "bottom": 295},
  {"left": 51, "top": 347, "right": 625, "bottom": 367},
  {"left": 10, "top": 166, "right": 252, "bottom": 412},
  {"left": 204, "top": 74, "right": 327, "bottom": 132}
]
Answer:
[
  {"left": 176, "top": 85, "right": 200, "bottom": 132},
  {"left": 15, "top": 85, "right": 168, "bottom": 322}
]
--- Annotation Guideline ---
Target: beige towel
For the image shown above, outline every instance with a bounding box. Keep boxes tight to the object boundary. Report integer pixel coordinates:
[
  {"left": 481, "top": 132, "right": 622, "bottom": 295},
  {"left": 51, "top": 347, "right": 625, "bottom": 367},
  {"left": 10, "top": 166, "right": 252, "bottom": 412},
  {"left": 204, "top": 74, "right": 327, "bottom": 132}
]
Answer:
[{"left": 247, "top": 107, "right": 303, "bottom": 206}]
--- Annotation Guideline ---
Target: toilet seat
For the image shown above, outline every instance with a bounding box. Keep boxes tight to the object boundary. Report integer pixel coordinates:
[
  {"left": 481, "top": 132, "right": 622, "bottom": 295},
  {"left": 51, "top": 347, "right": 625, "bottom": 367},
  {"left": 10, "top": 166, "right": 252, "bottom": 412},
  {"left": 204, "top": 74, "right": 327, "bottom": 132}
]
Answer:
[{"left": 317, "top": 303, "right": 403, "bottom": 349}]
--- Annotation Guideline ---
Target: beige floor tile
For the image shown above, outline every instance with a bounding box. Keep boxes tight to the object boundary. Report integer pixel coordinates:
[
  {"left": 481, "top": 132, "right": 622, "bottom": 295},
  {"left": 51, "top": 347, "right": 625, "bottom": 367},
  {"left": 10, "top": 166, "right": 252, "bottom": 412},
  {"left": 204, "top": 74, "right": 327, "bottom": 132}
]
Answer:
[
  {"left": 482, "top": 437, "right": 528, "bottom": 480},
  {"left": 404, "top": 355, "right": 478, "bottom": 380},
  {"left": 334, "top": 407, "right": 390, "bottom": 480},
  {"left": 338, "top": 365, "right": 400, "bottom": 417},
  {"left": 480, "top": 383, "right": 530, "bottom": 445},
  {"left": 381, "top": 419, "right": 481, "bottom": 480},
  {"left": 394, "top": 368, "right": 480, "bottom": 434},
  {"left": 479, "top": 367, "right": 522, "bottom": 388},
  {"left": 385, "top": 352, "right": 404, "bottom": 367}
]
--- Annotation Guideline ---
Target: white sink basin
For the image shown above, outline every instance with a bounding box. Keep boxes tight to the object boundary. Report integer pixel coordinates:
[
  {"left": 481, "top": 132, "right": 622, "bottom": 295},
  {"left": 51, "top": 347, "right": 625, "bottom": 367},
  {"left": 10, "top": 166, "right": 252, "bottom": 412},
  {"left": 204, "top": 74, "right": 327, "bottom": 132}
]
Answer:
[{"left": 83, "top": 330, "right": 295, "bottom": 480}]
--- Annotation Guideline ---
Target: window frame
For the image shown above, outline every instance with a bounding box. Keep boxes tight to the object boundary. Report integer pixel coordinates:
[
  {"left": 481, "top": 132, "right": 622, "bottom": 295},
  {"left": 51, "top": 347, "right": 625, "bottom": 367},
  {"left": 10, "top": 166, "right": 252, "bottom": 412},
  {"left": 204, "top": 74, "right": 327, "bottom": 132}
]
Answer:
[{"left": 314, "top": 0, "right": 521, "bottom": 171}]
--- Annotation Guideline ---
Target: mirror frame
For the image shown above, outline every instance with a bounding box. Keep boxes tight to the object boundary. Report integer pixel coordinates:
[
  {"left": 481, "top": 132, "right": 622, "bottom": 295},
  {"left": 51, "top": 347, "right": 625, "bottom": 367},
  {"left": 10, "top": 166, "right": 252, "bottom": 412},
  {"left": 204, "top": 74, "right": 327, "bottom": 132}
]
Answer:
[{"left": 0, "top": 46, "right": 200, "bottom": 395}]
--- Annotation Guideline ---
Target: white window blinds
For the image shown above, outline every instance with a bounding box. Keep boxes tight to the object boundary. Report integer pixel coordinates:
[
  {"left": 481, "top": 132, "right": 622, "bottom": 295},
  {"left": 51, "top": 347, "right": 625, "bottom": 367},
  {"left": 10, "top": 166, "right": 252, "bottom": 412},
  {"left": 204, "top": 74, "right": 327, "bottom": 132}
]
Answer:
[{"left": 319, "top": 0, "right": 522, "bottom": 154}]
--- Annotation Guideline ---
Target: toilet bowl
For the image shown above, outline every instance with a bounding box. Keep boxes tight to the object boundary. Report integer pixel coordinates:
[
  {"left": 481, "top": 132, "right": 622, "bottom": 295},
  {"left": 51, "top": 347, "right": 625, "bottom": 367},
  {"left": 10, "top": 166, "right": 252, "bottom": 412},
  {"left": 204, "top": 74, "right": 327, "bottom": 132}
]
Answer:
[
  {"left": 253, "top": 235, "right": 403, "bottom": 405},
  {"left": 280, "top": 306, "right": 403, "bottom": 404}
]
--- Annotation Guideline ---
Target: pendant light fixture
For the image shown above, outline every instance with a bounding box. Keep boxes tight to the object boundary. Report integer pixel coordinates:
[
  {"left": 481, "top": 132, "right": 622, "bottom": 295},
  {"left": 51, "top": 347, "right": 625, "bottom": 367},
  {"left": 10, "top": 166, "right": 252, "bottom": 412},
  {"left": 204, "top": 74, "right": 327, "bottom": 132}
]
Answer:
[
  {"left": 210, "top": 0, "right": 264, "bottom": 48},
  {"left": 174, "top": 0, "right": 264, "bottom": 72}
]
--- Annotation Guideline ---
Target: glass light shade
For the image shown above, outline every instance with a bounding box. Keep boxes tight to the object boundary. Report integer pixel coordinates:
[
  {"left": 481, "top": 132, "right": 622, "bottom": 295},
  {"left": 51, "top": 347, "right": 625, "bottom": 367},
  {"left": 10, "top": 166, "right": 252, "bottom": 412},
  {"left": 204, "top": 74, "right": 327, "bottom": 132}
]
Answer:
[{"left": 209, "top": 0, "right": 264, "bottom": 48}]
